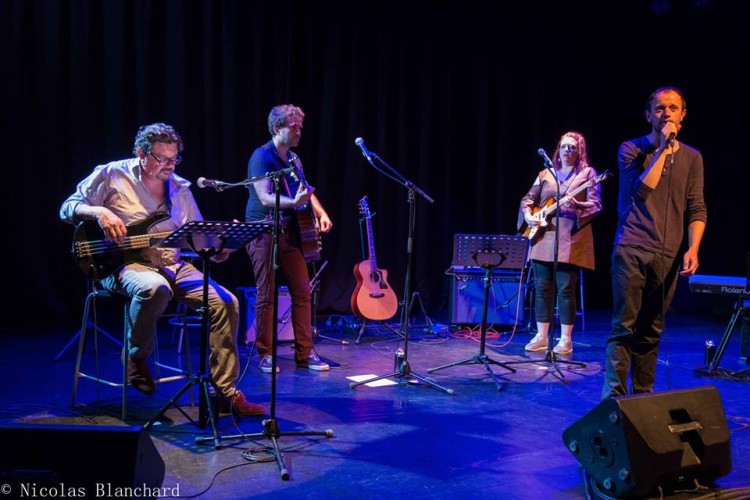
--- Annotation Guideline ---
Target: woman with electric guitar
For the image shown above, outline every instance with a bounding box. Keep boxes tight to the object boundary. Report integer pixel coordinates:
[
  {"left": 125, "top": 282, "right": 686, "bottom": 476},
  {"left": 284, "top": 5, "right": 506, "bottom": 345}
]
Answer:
[
  {"left": 244, "top": 104, "right": 333, "bottom": 374},
  {"left": 517, "top": 131, "right": 605, "bottom": 355}
]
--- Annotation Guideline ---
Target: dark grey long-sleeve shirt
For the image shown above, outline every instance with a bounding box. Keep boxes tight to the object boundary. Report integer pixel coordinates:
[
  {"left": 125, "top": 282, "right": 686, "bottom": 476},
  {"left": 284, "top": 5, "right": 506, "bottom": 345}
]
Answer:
[{"left": 614, "top": 135, "right": 707, "bottom": 257}]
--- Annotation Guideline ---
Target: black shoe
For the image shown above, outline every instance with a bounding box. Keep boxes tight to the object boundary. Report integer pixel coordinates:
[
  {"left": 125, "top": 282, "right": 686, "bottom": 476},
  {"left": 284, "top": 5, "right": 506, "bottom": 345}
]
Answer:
[{"left": 126, "top": 358, "right": 155, "bottom": 395}]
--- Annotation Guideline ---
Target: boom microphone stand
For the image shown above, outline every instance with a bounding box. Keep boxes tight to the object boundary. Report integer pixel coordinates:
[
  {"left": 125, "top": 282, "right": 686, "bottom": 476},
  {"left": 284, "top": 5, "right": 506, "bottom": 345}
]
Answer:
[
  {"left": 502, "top": 149, "right": 585, "bottom": 381},
  {"left": 194, "top": 169, "right": 333, "bottom": 479},
  {"left": 350, "top": 138, "right": 454, "bottom": 395}
]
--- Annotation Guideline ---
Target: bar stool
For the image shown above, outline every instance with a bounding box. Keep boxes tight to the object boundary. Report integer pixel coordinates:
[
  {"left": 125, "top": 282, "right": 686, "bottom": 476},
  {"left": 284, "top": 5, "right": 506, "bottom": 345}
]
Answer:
[{"left": 70, "top": 280, "right": 194, "bottom": 420}]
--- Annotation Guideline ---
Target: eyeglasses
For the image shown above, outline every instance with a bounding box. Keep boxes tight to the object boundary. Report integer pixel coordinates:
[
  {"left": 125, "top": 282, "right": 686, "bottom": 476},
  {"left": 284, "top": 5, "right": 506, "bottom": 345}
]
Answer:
[{"left": 149, "top": 152, "right": 182, "bottom": 166}]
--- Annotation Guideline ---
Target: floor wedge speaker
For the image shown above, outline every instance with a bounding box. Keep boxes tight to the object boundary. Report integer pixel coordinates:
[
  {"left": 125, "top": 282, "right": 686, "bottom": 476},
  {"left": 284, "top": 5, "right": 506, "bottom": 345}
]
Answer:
[
  {"left": 562, "top": 386, "right": 731, "bottom": 498},
  {"left": 0, "top": 423, "right": 165, "bottom": 498}
]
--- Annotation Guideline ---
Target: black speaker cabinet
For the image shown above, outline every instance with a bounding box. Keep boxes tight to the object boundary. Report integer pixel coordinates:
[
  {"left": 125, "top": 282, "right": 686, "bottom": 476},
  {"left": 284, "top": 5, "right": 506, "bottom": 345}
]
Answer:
[
  {"left": 0, "top": 424, "right": 165, "bottom": 497},
  {"left": 449, "top": 270, "right": 524, "bottom": 326},
  {"left": 238, "top": 286, "right": 294, "bottom": 343},
  {"left": 562, "top": 386, "right": 732, "bottom": 498}
]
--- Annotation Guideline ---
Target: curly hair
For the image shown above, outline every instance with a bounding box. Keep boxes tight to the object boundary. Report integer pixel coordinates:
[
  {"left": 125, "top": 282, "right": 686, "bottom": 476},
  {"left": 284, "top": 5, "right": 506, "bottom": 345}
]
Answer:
[
  {"left": 267, "top": 104, "right": 305, "bottom": 135},
  {"left": 551, "top": 131, "right": 590, "bottom": 170},
  {"left": 132, "top": 122, "right": 184, "bottom": 155}
]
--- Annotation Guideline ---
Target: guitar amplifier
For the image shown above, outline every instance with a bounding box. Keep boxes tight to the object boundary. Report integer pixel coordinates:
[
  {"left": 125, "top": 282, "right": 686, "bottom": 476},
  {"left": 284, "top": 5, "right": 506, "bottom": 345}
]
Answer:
[
  {"left": 449, "top": 269, "right": 525, "bottom": 326},
  {"left": 237, "top": 286, "right": 294, "bottom": 343}
]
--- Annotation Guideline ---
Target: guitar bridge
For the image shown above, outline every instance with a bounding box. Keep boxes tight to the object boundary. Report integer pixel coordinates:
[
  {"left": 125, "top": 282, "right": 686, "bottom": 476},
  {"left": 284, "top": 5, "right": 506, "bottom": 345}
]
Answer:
[{"left": 369, "top": 293, "right": 385, "bottom": 298}]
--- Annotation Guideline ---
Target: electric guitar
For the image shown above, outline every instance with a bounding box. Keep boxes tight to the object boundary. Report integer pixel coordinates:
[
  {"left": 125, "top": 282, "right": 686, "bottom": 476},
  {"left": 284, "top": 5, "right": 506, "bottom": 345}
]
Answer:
[
  {"left": 289, "top": 158, "right": 323, "bottom": 263},
  {"left": 520, "top": 170, "right": 611, "bottom": 245},
  {"left": 351, "top": 196, "right": 398, "bottom": 321},
  {"left": 71, "top": 213, "right": 172, "bottom": 280}
]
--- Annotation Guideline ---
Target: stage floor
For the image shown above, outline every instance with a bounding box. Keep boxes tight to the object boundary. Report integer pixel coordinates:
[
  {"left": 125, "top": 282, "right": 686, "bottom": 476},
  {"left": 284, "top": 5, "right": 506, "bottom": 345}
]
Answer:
[{"left": 2, "top": 307, "right": 749, "bottom": 499}]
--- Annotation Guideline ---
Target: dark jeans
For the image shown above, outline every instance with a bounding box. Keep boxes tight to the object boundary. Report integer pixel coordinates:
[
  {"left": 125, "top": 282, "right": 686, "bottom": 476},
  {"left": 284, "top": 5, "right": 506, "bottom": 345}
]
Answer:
[
  {"left": 246, "top": 230, "right": 313, "bottom": 363},
  {"left": 602, "top": 245, "right": 680, "bottom": 399},
  {"left": 532, "top": 260, "right": 579, "bottom": 325}
]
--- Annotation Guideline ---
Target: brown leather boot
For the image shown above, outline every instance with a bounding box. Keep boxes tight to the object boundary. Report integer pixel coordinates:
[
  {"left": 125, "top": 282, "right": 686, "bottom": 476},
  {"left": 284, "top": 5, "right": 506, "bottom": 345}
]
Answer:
[{"left": 126, "top": 358, "right": 155, "bottom": 395}]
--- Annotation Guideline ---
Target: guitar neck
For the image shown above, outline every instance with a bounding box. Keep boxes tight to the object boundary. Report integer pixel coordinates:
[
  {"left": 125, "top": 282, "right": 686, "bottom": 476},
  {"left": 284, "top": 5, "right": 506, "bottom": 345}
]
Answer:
[
  {"left": 76, "top": 231, "right": 173, "bottom": 257},
  {"left": 365, "top": 216, "right": 378, "bottom": 271},
  {"left": 545, "top": 176, "right": 597, "bottom": 215}
]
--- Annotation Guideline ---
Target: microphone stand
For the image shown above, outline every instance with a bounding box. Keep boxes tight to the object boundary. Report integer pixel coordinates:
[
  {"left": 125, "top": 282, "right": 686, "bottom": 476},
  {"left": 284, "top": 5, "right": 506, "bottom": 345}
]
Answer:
[
  {"left": 349, "top": 146, "right": 454, "bottom": 395},
  {"left": 194, "top": 170, "right": 333, "bottom": 479},
  {"left": 502, "top": 155, "right": 585, "bottom": 381}
]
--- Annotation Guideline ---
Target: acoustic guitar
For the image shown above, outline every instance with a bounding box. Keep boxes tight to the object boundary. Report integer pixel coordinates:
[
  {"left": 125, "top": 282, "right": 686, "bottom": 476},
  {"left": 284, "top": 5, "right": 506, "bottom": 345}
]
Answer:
[
  {"left": 71, "top": 213, "right": 172, "bottom": 280},
  {"left": 351, "top": 196, "right": 398, "bottom": 321},
  {"left": 289, "top": 157, "right": 323, "bottom": 263},
  {"left": 519, "top": 170, "right": 611, "bottom": 246}
]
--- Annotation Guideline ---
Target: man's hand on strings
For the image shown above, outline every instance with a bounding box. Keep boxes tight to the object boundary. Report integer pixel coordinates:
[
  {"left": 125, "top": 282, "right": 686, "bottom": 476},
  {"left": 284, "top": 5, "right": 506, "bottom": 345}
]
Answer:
[{"left": 97, "top": 208, "right": 127, "bottom": 244}]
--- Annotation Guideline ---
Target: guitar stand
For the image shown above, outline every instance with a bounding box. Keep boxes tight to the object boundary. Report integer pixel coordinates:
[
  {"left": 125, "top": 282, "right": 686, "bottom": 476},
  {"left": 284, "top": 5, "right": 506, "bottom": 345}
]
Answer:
[
  {"left": 354, "top": 291, "right": 434, "bottom": 344},
  {"left": 428, "top": 256, "right": 516, "bottom": 391}
]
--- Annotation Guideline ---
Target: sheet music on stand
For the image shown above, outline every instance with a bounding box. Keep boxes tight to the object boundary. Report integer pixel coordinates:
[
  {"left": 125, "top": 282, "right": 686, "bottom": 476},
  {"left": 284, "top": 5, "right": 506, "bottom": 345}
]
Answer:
[
  {"left": 452, "top": 233, "right": 529, "bottom": 271},
  {"left": 161, "top": 220, "right": 272, "bottom": 251}
]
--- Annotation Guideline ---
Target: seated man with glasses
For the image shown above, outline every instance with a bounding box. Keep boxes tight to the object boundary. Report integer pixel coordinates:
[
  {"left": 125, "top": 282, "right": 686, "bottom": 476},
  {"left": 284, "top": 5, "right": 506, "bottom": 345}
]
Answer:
[{"left": 59, "top": 122, "right": 265, "bottom": 416}]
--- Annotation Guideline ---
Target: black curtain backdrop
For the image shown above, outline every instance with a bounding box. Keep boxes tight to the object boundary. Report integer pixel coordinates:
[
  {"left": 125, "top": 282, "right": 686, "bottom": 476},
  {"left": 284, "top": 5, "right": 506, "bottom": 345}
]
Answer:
[{"left": 2, "top": 0, "right": 747, "bottom": 332}]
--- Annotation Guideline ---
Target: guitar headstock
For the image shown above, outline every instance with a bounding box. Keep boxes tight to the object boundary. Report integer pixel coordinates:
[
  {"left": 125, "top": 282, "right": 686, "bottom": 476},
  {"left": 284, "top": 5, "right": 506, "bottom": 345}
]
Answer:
[
  {"left": 288, "top": 155, "right": 310, "bottom": 188},
  {"left": 358, "top": 196, "right": 371, "bottom": 219}
]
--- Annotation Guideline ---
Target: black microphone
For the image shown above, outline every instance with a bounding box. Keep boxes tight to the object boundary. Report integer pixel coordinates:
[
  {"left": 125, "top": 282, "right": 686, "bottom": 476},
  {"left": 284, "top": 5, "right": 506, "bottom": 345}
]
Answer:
[
  {"left": 667, "top": 132, "right": 676, "bottom": 148},
  {"left": 537, "top": 148, "right": 555, "bottom": 170},
  {"left": 354, "top": 137, "right": 374, "bottom": 161},
  {"left": 196, "top": 177, "right": 224, "bottom": 190}
]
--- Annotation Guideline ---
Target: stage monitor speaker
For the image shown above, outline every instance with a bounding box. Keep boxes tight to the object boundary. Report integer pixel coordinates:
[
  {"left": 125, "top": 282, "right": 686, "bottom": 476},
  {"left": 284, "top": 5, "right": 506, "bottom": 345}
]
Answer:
[
  {"left": 0, "top": 423, "right": 165, "bottom": 497},
  {"left": 238, "top": 286, "right": 294, "bottom": 343},
  {"left": 449, "top": 270, "right": 524, "bottom": 326},
  {"left": 562, "top": 386, "right": 731, "bottom": 498}
]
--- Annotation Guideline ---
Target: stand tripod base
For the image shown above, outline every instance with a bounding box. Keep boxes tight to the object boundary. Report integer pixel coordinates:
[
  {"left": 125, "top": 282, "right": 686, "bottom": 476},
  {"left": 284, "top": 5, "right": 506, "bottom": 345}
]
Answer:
[
  {"left": 143, "top": 373, "right": 223, "bottom": 449},
  {"left": 313, "top": 326, "right": 349, "bottom": 346},
  {"left": 428, "top": 354, "right": 516, "bottom": 391},
  {"left": 355, "top": 320, "right": 404, "bottom": 344},
  {"left": 502, "top": 351, "right": 586, "bottom": 382},
  {"left": 349, "top": 358, "right": 456, "bottom": 395},
  {"left": 197, "top": 418, "right": 334, "bottom": 480}
]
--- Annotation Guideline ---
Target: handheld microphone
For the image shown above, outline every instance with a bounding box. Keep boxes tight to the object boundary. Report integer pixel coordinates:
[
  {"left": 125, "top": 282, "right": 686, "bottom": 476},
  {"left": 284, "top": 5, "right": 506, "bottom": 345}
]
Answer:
[
  {"left": 667, "top": 132, "right": 676, "bottom": 148},
  {"left": 354, "top": 137, "right": 374, "bottom": 161},
  {"left": 537, "top": 148, "right": 555, "bottom": 170},
  {"left": 196, "top": 177, "right": 224, "bottom": 190}
]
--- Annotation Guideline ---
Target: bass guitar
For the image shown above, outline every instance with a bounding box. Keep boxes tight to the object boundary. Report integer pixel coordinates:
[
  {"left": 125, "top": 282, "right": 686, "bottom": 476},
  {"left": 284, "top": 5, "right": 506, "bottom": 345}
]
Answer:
[
  {"left": 71, "top": 213, "right": 172, "bottom": 280},
  {"left": 520, "top": 169, "right": 611, "bottom": 245},
  {"left": 289, "top": 157, "right": 323, "bottom": 263},
  {"left": 351, "top": 196, "right": 398, "bottom": 321}
]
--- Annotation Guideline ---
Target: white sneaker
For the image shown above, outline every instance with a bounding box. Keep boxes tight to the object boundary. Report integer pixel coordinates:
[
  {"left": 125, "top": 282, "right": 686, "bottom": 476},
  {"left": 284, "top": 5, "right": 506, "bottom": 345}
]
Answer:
[
  {"left": 524, "top": 334, "right": 548, "bottom": 352},
  {"left": 259, "top": 355, "right": 280, "bottom": 374},
  {"left": 553, "top": 339, "right": 573, "bottom": 355},
  {"left": 297, "top": 352, "right": 330, "bottom": 371}
]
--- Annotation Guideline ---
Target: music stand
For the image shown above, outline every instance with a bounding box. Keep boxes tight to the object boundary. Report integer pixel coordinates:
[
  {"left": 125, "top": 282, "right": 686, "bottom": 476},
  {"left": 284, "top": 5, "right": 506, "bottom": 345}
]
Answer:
[
  {"left": 193, "top": 168, "right": 333, "bottom": 480},
  {"left": 428, "top": 235, "right": 529, "bottom": 390},
  {"left": 143, "top": 220, "right": 271, "bottom": 449}
]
